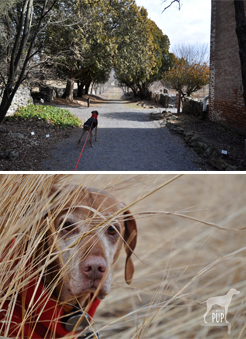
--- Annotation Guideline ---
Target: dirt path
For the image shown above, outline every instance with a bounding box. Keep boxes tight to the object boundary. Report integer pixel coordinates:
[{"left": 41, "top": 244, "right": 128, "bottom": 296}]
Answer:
[{"left": 40, "top": 86, "right": 202, "bottom": 171}]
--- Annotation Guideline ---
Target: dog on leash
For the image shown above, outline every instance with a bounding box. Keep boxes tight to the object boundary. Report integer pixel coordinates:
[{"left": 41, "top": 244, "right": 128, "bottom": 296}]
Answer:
[
  {"left": 0, "top": 185, "right": 137, "bottom": 338},
  {"left": 77, "top": 111, "right": 99, "bottom": 148}
]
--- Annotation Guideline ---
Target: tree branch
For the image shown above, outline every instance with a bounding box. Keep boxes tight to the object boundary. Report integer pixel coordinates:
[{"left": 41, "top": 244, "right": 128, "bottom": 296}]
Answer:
[{"left": 162, "top": 0, "right": 181, "bottom": 13}]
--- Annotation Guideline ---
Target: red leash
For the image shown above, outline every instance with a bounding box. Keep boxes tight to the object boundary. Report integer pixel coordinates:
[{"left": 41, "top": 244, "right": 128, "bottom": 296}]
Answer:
[{"left": 74, "top": 123, "right": 93, "bottom": 171}]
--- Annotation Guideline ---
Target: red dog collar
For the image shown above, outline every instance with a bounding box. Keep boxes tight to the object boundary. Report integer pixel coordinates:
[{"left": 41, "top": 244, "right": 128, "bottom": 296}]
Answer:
[
  {"left": 1, "top": 276, "right": 100, "bottom": 338},
  {"left": 92, "top": 114, "right": 98, "bottom": 119}
]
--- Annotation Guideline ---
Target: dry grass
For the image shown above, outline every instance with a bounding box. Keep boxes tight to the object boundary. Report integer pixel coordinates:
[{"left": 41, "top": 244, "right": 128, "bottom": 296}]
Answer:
[{"left": 0, "top": 174, "right": 246, "bottom": 339}]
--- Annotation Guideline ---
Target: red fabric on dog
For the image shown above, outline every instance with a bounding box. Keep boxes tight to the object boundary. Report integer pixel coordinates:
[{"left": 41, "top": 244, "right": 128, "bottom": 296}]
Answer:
[{"left": 0, "top": 275, "right": 100, "bottom": 338}]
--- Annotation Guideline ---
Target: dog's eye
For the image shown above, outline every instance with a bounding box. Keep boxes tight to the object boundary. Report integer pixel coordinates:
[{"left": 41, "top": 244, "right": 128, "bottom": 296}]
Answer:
[
  {"left": 62, "top": 221, "right": 74, "bottom": 232},
  {"left": 107, "top": 225, "right": 117, "bottom": 236}
]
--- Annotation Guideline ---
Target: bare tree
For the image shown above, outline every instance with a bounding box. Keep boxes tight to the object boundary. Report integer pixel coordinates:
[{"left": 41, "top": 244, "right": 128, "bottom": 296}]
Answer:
[
  {"left": 234, "top": 0, "right": 246, "bottom": 108},
  {"left": 172, "top": 43, "right": 210, "bottom": 65},
  {"left": 0, "top": 0, "right": 58, "bottom": 123}
]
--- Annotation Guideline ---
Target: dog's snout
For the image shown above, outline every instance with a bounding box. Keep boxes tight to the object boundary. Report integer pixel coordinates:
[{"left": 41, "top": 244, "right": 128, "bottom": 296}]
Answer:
[{"left": 81, "top": 256, "right": 107, "bottom": 280}]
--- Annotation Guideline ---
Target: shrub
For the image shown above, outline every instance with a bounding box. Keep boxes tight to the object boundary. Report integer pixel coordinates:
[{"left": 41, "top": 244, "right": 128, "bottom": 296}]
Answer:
[{"left": 5, "top": 105, "right": 82, "bottom": 128}]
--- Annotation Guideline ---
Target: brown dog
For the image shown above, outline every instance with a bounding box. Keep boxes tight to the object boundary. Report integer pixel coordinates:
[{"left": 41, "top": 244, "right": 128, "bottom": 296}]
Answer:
[
  {"left": 0, "top": 186, "right": 137, "bottom": 339},
  {"left": 77, "top": 111, "right": 99, "bottom": 148},
  {"left": 45, "top": 186, "right": 137, "bottom": 307}
]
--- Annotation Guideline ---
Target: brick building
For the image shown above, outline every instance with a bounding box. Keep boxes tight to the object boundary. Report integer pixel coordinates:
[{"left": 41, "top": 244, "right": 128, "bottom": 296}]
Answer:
[{"left": 209, "top": 0, "right": 246, "bottom": 133}]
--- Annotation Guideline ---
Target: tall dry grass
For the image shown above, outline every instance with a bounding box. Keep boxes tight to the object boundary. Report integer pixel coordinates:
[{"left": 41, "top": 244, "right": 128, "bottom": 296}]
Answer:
[{"left": 0, "top": 174, "right": 246, "bottom": 339}]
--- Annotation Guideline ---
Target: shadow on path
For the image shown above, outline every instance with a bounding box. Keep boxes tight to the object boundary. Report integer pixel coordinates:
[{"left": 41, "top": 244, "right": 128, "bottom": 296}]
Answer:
[{"left": 41, "top": 127, "right": 201, "bottom": 171}]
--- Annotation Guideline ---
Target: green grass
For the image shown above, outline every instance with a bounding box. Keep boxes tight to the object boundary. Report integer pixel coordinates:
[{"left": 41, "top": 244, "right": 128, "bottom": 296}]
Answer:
[{"left": 6, "top": 104, "right": 82, "bottom": 128}]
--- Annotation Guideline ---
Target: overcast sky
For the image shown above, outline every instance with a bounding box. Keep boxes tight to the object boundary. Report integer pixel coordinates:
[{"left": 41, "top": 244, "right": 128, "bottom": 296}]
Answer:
[{"left": 135, "top": 0, "right": 211, "bottom": 52}]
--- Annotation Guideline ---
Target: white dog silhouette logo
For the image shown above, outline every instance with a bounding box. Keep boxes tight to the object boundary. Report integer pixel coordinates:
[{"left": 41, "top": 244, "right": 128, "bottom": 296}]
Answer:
[{"left": 203, "top": 288, "right": 240, "bottom": 324}]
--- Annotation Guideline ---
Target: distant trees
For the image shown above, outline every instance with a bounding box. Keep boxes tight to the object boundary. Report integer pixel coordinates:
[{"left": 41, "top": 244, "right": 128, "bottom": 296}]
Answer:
[
  {"left": 172, "top": 43, "right": 210, "bottom": 65},
  {"left": 164, "top": 42, "right": 210, "bottom": 113},
  {"left": 161, "top": 0, "right": 210, "bottom": 113},
  {"left": 162, "top": 59, "right": 209, "bottom": 113}
]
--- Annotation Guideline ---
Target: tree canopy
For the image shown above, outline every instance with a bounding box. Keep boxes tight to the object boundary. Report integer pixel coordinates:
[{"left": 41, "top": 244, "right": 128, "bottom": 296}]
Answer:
[
  {"left": 43, "top": 0, "right": 114, "bottom": 99},
  {"left": 114, "top": 4, "right": 175, "bottom": 98},
  {"left": 163, "top": 59, "right": 209, "bottom": 96}
]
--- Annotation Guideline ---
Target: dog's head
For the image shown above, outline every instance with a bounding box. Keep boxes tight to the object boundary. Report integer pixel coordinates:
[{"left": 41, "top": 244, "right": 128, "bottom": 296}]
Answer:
[
  {"left": 91, "top": 110, "right": 99, "bottom": 116},
  {"left": 44, "top": 186, "right": 137, "bottom": 306}
]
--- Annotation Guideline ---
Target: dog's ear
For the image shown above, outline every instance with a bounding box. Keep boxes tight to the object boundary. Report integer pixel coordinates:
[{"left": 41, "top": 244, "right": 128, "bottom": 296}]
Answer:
[{"left": 123, "top": 209, "right": 137, "bottom": 285}]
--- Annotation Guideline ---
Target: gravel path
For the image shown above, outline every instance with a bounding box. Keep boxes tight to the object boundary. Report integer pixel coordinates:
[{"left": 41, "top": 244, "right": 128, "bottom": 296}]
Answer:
[{"left": 41, "top": 86, "right": 201, "bottom": 171}]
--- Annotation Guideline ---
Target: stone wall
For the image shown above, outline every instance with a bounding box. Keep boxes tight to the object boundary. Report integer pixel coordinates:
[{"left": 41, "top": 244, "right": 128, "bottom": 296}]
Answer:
[
  {"left": 210, "top": 0, "right": 246, "bottom": 133},
  {"left": 32, "top": 86, "right": 66, "bottom": 101},
  {"left": 39, "top": 86, "right": 57, "bottom": 102},
  {"left": 150, "top": 91, "right": 176, "bottom": 108},
  {"left": 183, "top": 99, "right": 203, "bottom": 116},
  {"left": 0, "top": 86, "right": 33, "bottom": 116}
]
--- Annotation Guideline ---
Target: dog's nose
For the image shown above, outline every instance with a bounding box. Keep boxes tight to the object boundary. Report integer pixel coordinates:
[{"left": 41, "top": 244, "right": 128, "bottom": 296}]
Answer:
[{"left": 81, "top": 256, "right": 107, "bottom": 280}]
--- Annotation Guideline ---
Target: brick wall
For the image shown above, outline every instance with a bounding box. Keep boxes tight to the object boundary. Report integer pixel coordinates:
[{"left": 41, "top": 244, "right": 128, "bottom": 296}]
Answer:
[{"left": 209, "top": 0, "right": 246, "bottom": 133}]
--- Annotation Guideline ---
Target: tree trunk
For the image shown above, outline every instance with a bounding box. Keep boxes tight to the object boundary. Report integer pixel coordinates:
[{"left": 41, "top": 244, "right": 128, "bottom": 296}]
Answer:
[
  {"left": 0, "top": 0, "right": 33, "bottom": 123},
  {"left": 85, "top": 82, "right": 91, "bottom": 95},
  {"left": 85, "top": 85, "right": 89, "bottom": 95},
  {"left": 130, "top": 86, "right": 137, "bottom": 97},
  {"left": 0, "top": 87, "right": 13, "bottom": 123},
  {"left": 139, "top": 83, "right": 150, "bottom": 99},
  {"left": 90, "top": 81, "right": 95, "bottom": 95},
  {"left": 77, "top": 81, "right": 83, "bottom": 97},
  {"left": 234, "top": 0, "right": 246, "bottom": 107},
  {"left": 63, "top": 78, "right": 74, "bottom": 101},
  {"left": 138, "top": 85, "right": 143, "bottom": 99}
]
